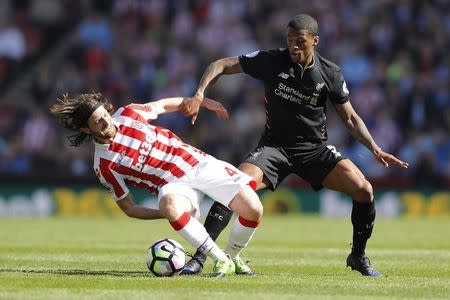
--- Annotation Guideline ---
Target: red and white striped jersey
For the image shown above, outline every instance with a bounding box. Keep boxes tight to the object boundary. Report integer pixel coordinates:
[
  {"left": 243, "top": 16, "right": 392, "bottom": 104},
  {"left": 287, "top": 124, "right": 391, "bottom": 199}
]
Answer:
[{"left": 93, "top": 103, "right": 208, "bottom": 200}]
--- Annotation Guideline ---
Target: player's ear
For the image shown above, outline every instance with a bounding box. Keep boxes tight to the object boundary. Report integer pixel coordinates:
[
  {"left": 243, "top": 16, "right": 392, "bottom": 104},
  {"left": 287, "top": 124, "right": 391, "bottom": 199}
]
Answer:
[
  {"left": 313, "top": 36, "right": 319, "bottom": 46},
  {"left": 80, "top": 127, "right": 91, "bottom": 134}
]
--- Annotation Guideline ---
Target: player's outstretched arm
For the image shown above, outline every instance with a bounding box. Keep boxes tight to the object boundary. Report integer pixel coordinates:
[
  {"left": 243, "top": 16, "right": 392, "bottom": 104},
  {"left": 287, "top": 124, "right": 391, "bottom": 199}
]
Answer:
[
  {"left": 147, "top": 97, "right": 185, "bottom": 115},
  {"left": 116, "top": 194, "right": 165, "bottom": 220},
  {"left": 145, "top": 97, "right": 228, "bottom": 121},
  {"left": 179, "top": 56, "right": 243, "bottom": 124},
  {"left": 334, "top": 101, "right": 409, "bottom": 168}
]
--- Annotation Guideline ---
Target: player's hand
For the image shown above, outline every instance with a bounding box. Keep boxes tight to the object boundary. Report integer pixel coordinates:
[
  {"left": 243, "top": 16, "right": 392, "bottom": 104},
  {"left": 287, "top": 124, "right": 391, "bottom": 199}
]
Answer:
[
  {"left": 373, "top": 148, "right": 409, "bottom": 168},
  {"left": 211, "top": 104, "right": 229, "bottom": 120},
  {"left": 202, "top": 98, "right": 229, "bottom": 120},
  {"left": 179, "top": 94, "right": 203, "bottom": 124}
]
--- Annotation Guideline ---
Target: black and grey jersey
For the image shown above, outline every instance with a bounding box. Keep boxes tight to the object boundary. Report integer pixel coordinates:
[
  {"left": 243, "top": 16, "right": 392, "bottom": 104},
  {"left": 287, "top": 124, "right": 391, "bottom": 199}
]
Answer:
[{"left": 239, "top": 48, "right": 349, "bottom": 148}]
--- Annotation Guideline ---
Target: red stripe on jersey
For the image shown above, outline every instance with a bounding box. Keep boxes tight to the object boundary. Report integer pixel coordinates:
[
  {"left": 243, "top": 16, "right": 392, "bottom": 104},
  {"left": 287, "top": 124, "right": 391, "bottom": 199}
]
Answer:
[
  {"left": 146, "top": 155, "right": 186, "bottom": 178},
  {"left": 125, "top": 103, "right": 152, "bottom": 112},
  {"left": 108, "top": 139, "right": 185, "bottom": 181},
  {"left": 99, "top": 158, "right": 126, "bottom": 198},
  {"left": 173, "top": 147, "right": 199, "bottom": 166},
  {"left": 124, "top": 179, "right": 158, "bottom": 194},
  {"left": 109, "top": 141, "right": 141, "bottom": 164},
  {"left": 108, "top": 127, "right": 188, "bottom": 179},
  {"left": 120, "top": 108, "right": 149, "bottom": 124},
  {"left": 114, "top": 163, "right": 168, "bottom": 187},
  {"left": 120, "top": 125, "right": 147, "bottom": 141},
  {"left": 110, "top": 129, "right": 187, "bottom": 178},
  {"left": 152, "top": 140, "right": 199, "bottom": 167},
  {"left": 154, "top": 126, "right": 182, "bottom": 141}
]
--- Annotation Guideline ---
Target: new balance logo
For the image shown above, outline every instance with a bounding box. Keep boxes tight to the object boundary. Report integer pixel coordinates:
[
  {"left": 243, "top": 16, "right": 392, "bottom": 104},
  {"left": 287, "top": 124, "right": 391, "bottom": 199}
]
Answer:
[
  {"left": 279, "top": 68, "right": 295, "bottom": 79},
  {"left": 278, "top": 72, "right": 290, "bottom": 79}
]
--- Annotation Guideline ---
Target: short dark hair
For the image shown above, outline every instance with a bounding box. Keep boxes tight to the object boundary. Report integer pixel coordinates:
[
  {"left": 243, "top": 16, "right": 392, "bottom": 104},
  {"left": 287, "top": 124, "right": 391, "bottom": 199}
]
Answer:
[
  {"left": 287, "top": 14, "right": 319, "bottom": 36},
  {"left": 50, "top": 92, "right": 114, "bottom": 147}
]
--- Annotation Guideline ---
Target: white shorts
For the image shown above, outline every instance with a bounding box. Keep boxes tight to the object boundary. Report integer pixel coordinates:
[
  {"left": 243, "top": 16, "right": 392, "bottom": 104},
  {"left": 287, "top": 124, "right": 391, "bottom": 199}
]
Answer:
[{"left": 158, "top": 156, "right": 253, "bottom": 218}]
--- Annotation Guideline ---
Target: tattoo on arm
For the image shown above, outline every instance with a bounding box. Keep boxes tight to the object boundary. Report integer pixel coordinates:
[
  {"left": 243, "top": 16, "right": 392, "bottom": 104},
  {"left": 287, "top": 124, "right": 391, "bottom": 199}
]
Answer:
[
  {"left": 335, "top": 102, "right": 378, "bottom": 152},
  {"left": 345, "top": 114, "right": 378, "bottom": 151},
  {"left": 197, "top": 57, "right": 242, "bottom": 96}
]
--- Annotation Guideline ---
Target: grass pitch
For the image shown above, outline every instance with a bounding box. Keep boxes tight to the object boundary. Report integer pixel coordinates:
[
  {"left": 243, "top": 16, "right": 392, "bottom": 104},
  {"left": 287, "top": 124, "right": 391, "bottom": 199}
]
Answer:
[{"left": 0, "top": 215, "right": 449, "bottom": 300}]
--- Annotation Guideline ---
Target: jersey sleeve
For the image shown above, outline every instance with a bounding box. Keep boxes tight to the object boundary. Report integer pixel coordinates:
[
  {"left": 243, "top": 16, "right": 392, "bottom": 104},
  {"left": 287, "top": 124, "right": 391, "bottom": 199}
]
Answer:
[
  {"left": 329, "top": 67, "right": 350, "bottom": 104},
  {"left": 239, "top": 50, "right": 273, "bottom": 80},
  {"left": 123, "top": 103, "right": 158, "bottom": 122},
  {"left": 95, "top": 162, "right": 129, "bottom": 201}
]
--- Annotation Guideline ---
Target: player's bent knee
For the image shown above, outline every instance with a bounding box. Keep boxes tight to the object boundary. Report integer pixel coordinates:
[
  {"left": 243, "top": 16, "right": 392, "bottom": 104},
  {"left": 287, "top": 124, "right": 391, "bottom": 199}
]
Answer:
[
  {"left": 229, "top": 186, "right": 263, "bottom": 222},
  {"left": 159, "top": 195, "right": 186, "bottom": 221},
  {"left": 353, "top": 180, "right": 373, "bottom": 203}
]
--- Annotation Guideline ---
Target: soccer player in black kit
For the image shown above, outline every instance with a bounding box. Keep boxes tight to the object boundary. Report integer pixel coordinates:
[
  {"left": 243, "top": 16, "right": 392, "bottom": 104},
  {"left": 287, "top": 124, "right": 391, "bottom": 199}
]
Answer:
[{"left": 179, "top": 14, "right": 409, "bottom": 277}]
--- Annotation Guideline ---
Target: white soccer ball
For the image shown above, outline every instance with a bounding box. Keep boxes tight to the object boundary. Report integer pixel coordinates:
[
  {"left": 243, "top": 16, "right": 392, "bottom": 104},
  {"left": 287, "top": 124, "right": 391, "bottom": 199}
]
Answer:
[{"left": 146, "top": 238, "right": 186, "bottom": 277}]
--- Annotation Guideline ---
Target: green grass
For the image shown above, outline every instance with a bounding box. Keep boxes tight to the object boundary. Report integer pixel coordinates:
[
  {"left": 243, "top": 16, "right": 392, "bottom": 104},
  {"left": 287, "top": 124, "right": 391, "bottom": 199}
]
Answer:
[{"left": 0, "top": 216, "right": 449, "bottom": 300}]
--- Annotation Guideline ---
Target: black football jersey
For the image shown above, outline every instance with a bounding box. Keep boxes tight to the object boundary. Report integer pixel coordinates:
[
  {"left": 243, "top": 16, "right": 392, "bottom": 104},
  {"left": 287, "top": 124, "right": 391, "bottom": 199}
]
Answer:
[{"left": 239, "top": 48, "right": 349, "bottom": 148}]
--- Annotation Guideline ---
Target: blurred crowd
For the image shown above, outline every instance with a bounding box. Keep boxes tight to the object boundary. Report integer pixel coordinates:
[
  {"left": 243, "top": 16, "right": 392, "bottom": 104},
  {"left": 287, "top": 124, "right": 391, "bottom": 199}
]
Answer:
[{"left": 0, "top": 0, "right": 448, "bottom": 188}]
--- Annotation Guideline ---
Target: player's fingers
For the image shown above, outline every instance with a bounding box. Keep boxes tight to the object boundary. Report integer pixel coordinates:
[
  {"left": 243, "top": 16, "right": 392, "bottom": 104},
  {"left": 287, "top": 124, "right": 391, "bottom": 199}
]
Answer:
[
  {"left": 191, "top": 113, "right": 198, "bottom": 125},
  {"left": 378, "top": 156, "right": 389, "bottom": 167},
  {"left": 219, "top": 110, "right": 229, "bottom": 119},
  {"left": 391, "top": 157, "right": 409, "bottom": 168}
]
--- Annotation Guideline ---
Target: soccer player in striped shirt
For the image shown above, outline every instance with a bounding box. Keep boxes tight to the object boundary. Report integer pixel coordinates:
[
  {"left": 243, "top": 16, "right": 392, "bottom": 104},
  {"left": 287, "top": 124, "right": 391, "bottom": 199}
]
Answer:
[{"left": 50, "top": 93, "right": 262, "bottom": 277}]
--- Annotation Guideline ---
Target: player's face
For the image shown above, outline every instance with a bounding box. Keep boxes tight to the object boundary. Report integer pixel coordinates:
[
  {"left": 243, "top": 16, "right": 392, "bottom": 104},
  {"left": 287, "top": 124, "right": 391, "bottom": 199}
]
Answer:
[
  {"left": 86, "top": 106, "right": 116, "bottom": 140},
  {"left": 286, "top": 28, "right": 318, "bottom": 63}
]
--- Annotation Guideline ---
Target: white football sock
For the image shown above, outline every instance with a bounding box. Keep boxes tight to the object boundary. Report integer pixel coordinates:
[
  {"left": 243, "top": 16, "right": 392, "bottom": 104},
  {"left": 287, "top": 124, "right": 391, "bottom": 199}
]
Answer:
[
  {"left": 225, "top": 216, "right": 259, "bottom": 259},
  {"left": 170, "top": 212, "right": 226, "bottom": 261}
]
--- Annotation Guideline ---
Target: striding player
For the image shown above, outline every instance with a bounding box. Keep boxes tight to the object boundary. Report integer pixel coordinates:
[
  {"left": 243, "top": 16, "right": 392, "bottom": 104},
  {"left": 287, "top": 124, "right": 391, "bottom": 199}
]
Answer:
[
  {"left": 180, "top": 14, "right": 408, "bottom": 277},
  {"left": 50, "top": 93, "right": 262, "bottom": 277}
]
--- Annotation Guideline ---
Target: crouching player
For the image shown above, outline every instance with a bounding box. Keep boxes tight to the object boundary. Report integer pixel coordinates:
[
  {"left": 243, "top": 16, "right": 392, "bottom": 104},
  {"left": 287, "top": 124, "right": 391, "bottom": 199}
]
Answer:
[{"left": 50, "top": 93, "right": 262, "bottom": 277}]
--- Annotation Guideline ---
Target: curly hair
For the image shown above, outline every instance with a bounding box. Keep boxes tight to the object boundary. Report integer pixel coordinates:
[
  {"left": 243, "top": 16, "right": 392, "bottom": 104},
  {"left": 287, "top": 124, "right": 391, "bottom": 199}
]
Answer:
[{"left": 50, "top": 93, "right": 114, "bottom": 147}]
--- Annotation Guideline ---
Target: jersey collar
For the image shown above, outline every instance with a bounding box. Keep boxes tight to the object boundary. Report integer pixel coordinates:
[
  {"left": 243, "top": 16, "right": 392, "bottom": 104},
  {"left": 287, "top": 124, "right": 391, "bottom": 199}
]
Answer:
[
  {"left": 296, "top": 52, "right": 316, "bottom": 71},
  {"left": 93, "top": 139, "right": 110, "bottom": 150}
]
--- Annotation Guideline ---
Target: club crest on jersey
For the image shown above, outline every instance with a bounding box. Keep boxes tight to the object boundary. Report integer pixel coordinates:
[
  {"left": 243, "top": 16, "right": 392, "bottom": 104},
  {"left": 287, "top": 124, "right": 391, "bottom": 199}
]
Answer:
[
  {"left": 315, "top": 82, "right": 325, "bottom": 92},
  {"left": 131, "top": 120, "right": 145, "bottom": 130}
]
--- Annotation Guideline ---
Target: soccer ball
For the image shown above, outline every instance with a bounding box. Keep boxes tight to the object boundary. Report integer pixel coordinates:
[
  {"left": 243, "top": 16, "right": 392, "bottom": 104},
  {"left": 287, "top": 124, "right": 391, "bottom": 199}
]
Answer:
[{"left": 146, "top": 238, "right": 186, "bottom": 277}]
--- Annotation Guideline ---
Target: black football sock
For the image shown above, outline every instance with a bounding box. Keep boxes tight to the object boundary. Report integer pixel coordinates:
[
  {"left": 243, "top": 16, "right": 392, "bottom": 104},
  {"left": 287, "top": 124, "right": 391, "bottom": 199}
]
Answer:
[
  {"left": 194, "top": 202, "right": 233, "bottom": 259},
  {"left": 351, "top": 200, "right": 376, "bottom": 256}
]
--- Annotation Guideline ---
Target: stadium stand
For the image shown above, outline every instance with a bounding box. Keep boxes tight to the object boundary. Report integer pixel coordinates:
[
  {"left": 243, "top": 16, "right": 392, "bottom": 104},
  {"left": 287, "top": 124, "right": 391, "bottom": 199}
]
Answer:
[{"left": 0, "top": 0, "right": 448, "bottom": 188}]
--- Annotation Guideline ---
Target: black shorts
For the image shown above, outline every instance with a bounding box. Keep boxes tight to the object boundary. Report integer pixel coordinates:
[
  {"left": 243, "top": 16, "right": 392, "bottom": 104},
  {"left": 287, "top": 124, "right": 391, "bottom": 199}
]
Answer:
[{"left": 243, "top": 143, "right": 346, "bottom": 191}]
